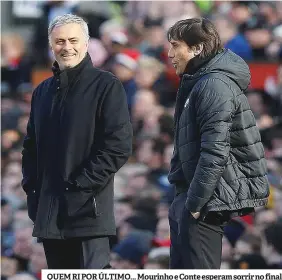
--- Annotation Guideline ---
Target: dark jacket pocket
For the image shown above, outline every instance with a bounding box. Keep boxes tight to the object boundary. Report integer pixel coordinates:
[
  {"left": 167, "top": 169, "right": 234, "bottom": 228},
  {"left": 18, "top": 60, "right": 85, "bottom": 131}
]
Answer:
[
  {"left": 27, "top": 190, "right": 39, "bottom": 222},
  {"left": 63, "top": 188, "right": 99, "bottom": 219}
]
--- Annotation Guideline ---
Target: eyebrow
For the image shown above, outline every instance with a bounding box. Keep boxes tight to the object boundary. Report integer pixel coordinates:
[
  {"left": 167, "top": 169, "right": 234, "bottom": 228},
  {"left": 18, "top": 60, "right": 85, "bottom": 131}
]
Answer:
[{"left": 56, "top": 37, "right": 79, "bottom": 41}]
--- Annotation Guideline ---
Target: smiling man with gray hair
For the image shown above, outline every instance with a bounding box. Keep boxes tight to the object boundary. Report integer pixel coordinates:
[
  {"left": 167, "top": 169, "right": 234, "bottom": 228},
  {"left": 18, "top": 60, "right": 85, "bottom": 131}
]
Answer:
[{"left": 21, "top": 14, "right": 133, "bottom": 269}]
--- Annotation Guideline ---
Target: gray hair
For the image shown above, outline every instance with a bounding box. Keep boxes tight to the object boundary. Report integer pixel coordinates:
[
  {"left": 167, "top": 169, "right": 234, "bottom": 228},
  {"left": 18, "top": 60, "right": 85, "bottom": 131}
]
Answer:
[{"left": 48, "top": 14, "right": 89, "bottom": 43}]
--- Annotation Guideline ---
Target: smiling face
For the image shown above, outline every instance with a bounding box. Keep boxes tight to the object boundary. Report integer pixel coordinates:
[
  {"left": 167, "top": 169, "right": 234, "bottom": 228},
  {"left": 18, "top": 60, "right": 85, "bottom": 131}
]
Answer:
[
  {"left": 50, "top": 23, "right": 88, "bottom": 70},
  {"left": 168, "top": 39, "right": 196, "bottom": 76}
]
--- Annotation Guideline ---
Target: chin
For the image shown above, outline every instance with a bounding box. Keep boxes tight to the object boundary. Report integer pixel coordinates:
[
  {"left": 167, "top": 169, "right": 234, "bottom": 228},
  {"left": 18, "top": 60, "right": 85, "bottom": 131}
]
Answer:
[
  {"left": 176, "top": 68, "right": 185, "bottom": 76},
  {"left": 65, "top": 64, "right": 74, "bottom": 69},
  {"left": 61, "top": 61, "right": 76, "bottom": 69}
]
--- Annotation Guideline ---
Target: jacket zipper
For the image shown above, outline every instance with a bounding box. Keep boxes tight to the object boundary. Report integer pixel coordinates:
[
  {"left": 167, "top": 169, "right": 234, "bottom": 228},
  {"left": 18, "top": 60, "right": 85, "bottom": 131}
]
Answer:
[{"left": 174, "top": 77, "right": 186, "bottom": 147}]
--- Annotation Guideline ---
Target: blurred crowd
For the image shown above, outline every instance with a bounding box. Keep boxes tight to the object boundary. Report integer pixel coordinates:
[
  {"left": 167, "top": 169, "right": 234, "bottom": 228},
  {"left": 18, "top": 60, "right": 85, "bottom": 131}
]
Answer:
[{"left": 1, "top": 1, "right": 282, "bottom": 279}]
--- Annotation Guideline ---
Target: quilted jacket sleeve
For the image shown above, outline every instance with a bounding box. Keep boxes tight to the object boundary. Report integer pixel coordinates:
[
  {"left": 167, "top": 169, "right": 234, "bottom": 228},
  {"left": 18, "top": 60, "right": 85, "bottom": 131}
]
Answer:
[{"left": 185, "top": 78, "right": 236, "bottom": 212}]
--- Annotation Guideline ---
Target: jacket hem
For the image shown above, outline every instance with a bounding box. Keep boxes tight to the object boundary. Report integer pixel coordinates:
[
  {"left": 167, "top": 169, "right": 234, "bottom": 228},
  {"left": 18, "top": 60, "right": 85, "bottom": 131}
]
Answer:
[
  {"left": 32, "top": 229, "right": 116, "bottom": 239},
  {"left": 205, "top": 197, "right": 268, "bottom": 213}
]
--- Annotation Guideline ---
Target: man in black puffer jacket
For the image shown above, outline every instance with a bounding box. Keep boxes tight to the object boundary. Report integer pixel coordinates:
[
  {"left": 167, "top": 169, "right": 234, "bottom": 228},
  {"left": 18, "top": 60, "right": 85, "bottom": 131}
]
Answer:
[{"left": 167, "top": 18, "right": 269, "bottom": 269}]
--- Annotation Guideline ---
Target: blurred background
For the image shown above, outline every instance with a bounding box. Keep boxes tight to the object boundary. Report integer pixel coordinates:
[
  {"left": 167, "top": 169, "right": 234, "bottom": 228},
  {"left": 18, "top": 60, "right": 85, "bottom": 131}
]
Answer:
[{"left": 1, "top": 0, "right": 282, "bottom": 278}]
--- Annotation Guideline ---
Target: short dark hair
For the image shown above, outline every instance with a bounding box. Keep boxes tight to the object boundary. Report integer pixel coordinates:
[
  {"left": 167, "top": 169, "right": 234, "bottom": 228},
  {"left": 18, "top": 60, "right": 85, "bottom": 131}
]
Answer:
[{"left": 167, "top": 17, "right": 222, "bottom": 59}]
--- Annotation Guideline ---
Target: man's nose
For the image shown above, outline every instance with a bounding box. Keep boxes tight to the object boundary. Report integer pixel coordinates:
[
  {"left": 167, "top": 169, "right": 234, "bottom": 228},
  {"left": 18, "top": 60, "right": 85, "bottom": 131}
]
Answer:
[
  {"left": 63, "top": 40, "right": 72, "bottom": 50},
  {"left": 168, "top": 47, "right": 174, "bottom": 59}
]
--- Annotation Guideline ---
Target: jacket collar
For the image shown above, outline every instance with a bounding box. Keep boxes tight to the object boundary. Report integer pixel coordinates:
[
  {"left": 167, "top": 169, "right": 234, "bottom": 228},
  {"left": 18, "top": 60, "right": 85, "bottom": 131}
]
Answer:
[
  {"left": 52, "top": 52, "right": 92, "bottom": 88},
  {"left": 180, "top": 49, "right": 224, "bottom": 80}
]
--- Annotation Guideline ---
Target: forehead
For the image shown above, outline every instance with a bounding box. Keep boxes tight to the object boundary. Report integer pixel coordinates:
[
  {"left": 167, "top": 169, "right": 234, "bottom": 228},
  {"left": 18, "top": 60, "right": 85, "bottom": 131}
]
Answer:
[
  {"left": 169, "top": 39, "right": 185, "bottom": 45},
  {"left": 50, "top": 23, "right": 84, "bottom": 39}
]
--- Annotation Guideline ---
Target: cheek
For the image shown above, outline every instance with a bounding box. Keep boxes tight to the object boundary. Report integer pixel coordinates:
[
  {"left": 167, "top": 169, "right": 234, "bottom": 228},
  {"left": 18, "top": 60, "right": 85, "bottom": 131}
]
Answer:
[
  {"left": 176, "top": 51, "right": 185, "bottom": 63},
  {"left": 182, "top": 51, "right": 191, "bottom": 62},
  {"left": 79, "top": 43, "right": 88, "bottom": 53},
  {"left": 52, "top": 46, "right": 62, "bottom": 55}
]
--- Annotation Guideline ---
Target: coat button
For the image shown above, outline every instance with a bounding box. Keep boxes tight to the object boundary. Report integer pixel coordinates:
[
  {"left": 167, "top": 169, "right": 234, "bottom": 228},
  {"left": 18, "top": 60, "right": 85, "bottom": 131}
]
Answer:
[
  {"left": 65, "top": 188, "right": 68, "bottom": 191},
  {"left": 57, "top": 87, "right": 59, "bottom": 90},
  {"left": 33, "top": 190, "right": 35, "bottom": 193}
]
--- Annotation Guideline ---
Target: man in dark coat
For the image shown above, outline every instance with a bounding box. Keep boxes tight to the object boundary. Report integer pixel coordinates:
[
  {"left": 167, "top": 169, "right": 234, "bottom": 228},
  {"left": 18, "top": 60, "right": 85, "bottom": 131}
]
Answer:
[
  {"left": 21, "top": 14, "right": 133, "bottom": 269},
  {"left": 167, "top": 18, "right": 270, "bottom": 269}
]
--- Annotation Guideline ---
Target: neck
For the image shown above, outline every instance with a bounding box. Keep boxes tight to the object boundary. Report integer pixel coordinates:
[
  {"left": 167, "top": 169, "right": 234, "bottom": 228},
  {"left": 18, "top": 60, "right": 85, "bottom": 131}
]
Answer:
[
  {"left": 184, "top": 49, "right": 222, "bottom": 75},
  {"left": 185, "top": 55, "right": 210, "bottom": 75}
]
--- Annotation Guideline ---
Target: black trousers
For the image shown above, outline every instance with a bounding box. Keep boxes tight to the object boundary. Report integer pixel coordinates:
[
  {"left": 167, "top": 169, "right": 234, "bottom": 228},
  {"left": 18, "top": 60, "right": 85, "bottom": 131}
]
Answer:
[
  {"left": 42, "top": 236, "right": 110, "bottom": 269},
  {"left": 169, "top": 193, "right": 225, "bottom": 269}
]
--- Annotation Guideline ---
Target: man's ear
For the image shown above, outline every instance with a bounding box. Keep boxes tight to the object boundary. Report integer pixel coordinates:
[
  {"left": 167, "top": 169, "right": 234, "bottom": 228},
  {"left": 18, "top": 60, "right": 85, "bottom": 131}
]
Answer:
[
  {"left": 193, "top": 43, "right": 203, "bottom": 56},
  {"left": 49, "top": 39, "right": 54, "bottom": 52},
  {"left": 49, "top": 44, "right": 54, "bottom": 56}
]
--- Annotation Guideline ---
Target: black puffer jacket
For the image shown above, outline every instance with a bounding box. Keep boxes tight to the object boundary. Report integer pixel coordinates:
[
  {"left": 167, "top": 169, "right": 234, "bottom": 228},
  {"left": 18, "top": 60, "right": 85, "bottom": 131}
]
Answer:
[{"left": 168, "top": 49, "right": 269, "bottom": 216}]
